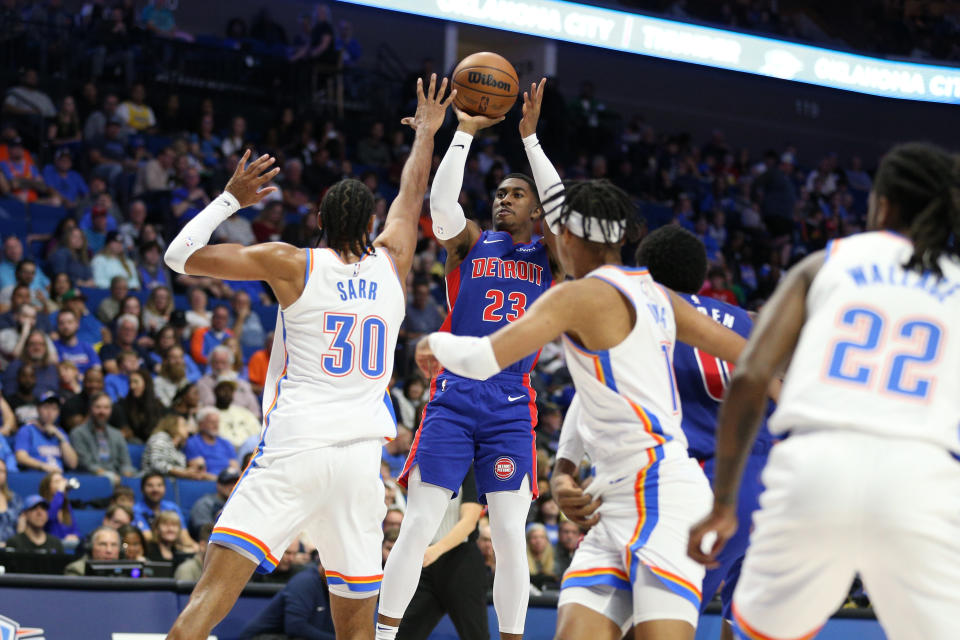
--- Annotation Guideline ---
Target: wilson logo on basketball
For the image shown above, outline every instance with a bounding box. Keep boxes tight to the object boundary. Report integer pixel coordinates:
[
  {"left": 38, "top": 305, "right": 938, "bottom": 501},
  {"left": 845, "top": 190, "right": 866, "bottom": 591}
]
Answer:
[
  {"left": 494, "top": 456, "right": 516, "bottom": 480},
  {"left": 467, "top": 71, "right": 512, "bottom": 92}
]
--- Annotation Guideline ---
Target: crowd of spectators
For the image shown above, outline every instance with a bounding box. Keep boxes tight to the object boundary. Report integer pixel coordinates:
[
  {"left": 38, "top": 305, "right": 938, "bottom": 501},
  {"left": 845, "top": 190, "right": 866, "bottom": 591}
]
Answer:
[{"left": 0, "top": 2, "right": 882, "bottom": 605}]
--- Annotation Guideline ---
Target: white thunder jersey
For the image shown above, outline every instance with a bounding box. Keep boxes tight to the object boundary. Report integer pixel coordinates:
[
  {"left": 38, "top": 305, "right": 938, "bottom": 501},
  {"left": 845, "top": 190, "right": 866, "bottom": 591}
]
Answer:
[
  {"left": 561, "top": 265, "right": 688, "bottom": 466},
  {"left": 258, "top": 247, "right": 404, "bottom": 454},
  {"left": 771, "top": 231, "right": 960, "bottom": 453}
]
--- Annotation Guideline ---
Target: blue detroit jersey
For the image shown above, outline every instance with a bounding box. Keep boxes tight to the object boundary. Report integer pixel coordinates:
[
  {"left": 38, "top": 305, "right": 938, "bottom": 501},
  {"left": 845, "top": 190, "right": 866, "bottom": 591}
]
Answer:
[
  {"left": 442, "top": 230, "right": 553, "bottom": 377},
  {"left": 673, "top": 293, "right": 774, "bottom": 461}
]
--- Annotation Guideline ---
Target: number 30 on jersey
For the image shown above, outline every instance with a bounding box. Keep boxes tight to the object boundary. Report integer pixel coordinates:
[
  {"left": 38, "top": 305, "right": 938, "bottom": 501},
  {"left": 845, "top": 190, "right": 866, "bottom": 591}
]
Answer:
[{"left": 321, "top": 312, "right": 388, "bottom": 378}]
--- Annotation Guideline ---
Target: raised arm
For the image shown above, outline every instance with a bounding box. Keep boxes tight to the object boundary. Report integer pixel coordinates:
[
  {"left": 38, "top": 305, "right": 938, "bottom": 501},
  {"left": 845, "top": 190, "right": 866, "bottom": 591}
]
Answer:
[
  {"left": 688, "top": 251, "right": 824, "bottom": 567},
  {"left": 373, "top": 74, "right": 455, "bottom": 281},
  {"left": 426, "top": 108, "right": 504, "bottom": 268},
  {"left": 164, "top": 151, "right": 306, "bottom": 308},
  {"left": 415, "top": 278, "right": 603, "bottom": 380},
  {"left": 519, "top": 78, "right": 565, "bottom": 280}
]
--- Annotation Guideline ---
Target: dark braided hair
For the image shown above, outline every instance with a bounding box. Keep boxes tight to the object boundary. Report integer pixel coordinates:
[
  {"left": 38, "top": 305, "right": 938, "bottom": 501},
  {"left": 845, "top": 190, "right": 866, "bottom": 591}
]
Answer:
[
  {"left": 501, "top": 173, "right": 541, "bottom": 206},
  {"left": 636, "top": 225, "right": 707, "bottom": 294},
  {"left": 319, "top": 179, "right": 375, "bottom": 256},
  {"left": 542, "top": 179, "right": 639, "bottom": 246},
  {"left": 874, "top": 142, "right": 960, "bottom": 278}
]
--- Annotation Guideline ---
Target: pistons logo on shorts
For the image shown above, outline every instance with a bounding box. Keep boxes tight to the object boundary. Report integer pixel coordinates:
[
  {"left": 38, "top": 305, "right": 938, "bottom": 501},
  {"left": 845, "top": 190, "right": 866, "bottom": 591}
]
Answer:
[{"left": 494, "top": 456, "right": 516, "bottom": 481}]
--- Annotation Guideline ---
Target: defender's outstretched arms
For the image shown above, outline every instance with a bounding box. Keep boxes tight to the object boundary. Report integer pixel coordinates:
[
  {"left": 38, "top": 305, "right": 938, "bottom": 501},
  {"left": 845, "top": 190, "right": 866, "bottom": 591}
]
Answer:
[
  {"left": 414, "top": 277, "right": 747, "bottom": 382},
  {"left": 165, "top": 76, "right": 454, "bottom": 306},
  {"left": 375, "top": 74, "right": 456, "bottom": 282},
  {"left": 163, "top": 151, "right": 311, "bottom": 307},
  {"left": 688, "top": 252, "right": 823, "bottom": 568}
]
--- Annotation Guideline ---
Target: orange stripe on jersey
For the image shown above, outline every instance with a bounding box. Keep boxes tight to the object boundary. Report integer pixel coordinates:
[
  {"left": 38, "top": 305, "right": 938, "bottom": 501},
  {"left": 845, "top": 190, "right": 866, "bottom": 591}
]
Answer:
[
  {"left": 625, "top": 398, "right": 667, "bottom": 445},
  {"left": 732, "top": 604, "right": 822, "bottom": 640},
  {"left": 624, "top": 447, "right": 659, "bottom": 578},
  {"left": 325, "top": 570, "right": 384, "bottom": 584},
  {"left": 646, "top": 563, "right": 702, "bottom": 600},
  {"left": 564, "top": 566, "right": 630, "bottom": 581},
  {"left": 213, "top": 527, "right": 279, "bottom": 565}
]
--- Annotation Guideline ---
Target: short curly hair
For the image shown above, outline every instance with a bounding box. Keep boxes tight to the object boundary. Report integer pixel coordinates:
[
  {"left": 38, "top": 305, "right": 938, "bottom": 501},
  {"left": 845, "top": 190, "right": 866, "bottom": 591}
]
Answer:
[{"left": 635, "top": 225, "right": 707, "bottom": 294}]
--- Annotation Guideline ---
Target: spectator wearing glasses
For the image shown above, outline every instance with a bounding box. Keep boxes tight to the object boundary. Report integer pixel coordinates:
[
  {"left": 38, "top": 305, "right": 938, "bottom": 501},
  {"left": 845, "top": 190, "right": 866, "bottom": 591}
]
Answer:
[{"left": 65, "top": 526, "right": 121, "bottom": 576}]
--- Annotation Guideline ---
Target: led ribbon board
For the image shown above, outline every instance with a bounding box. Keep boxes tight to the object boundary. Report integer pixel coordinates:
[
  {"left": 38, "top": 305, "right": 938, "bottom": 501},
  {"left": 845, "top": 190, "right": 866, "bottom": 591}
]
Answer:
[{"left": 338, "top": 0, "right": 960, "bottom": 104}]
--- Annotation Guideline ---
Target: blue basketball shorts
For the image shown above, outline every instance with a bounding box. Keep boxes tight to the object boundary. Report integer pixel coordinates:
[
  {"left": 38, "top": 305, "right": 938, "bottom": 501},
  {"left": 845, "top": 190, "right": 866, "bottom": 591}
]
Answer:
[
  {"left": 700, "top": 451, "right": 769, "bottom": 619},
  {"left": 398, "top": 370, "right": 538, "bottom": 503}
]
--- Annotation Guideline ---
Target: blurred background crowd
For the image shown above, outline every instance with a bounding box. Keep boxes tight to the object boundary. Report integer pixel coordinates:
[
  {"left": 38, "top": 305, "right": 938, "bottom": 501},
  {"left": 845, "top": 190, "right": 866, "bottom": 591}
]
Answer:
[{"left": 0, "top": 0, "right": 935, "bottom": 608}]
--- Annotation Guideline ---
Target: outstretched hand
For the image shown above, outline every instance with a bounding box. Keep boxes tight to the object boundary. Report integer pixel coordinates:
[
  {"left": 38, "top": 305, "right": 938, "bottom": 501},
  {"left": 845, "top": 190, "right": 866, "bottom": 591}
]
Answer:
[
  {"left": 400, "top": 74, "right": 456, "bottom": 135},
  {"left": 453, "top": 106, "right": 505, "bottom": 136},
  {"left": 687, "top": 504, "right": 738, "bottom": 569},
  {"left": 518, "top": 77, "right": 547, "bottom": 138},
  {"left": 415, "top": 336, "right": 441, "bottom": 379},
  {"left": 225, "top": 150, "right": 280, "bottom": 208}
]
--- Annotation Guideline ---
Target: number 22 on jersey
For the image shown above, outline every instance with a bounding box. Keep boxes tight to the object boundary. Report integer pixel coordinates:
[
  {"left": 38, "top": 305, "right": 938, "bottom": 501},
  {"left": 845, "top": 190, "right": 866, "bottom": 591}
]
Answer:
[{"left": 824, "top": 305, "right": 944, "bottom": 401}]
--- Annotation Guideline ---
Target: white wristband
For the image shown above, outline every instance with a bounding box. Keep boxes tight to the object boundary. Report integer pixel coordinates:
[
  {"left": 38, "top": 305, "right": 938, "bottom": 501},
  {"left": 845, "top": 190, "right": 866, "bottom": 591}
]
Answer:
[
  {"left": 164, "top": 191, "right": 240, "bottom": 274},
  {"left": 427, "top": 332, "right": 501, "bottom": 381}
]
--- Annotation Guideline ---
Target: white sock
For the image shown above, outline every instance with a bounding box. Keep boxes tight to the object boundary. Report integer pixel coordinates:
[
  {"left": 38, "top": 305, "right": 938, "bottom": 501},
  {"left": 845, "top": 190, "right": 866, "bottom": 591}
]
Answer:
[
  {"left": 375, "top": 622, "right": 399, "bottom": 640},
  {"left": 487, "top": 476, "right": 533, "bottom": 635},
  {"left": 377, "top": 467, "right": 452, "bottom": 620}
]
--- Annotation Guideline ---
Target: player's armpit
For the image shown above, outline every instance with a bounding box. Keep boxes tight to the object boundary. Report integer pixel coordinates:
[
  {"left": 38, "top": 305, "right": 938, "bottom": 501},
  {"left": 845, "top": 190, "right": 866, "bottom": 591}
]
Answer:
[
  {"left": 184, "top": 242, "right": 305, "bottom": 307},
  {"left": 670, "top": 288, "right": 747, "bottom": 365}
]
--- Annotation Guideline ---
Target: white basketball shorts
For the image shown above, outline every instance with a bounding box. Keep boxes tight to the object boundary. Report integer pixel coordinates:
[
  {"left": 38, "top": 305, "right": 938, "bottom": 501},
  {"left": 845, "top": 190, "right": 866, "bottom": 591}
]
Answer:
[
  {"left": 210, "top": 437, "right": 387, "bottom": 599},
  {"left": 558, "top": 444, "right": 711, "bottom": 631},
  {"left": 733, "top": 429, "right": 960, "bottom": 640}
]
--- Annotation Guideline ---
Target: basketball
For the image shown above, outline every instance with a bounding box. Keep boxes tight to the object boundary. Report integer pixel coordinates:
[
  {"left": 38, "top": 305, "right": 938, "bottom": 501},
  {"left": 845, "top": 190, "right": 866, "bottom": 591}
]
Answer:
[{"left": 451, "top": 52, "right": 519, "bottom": 118}]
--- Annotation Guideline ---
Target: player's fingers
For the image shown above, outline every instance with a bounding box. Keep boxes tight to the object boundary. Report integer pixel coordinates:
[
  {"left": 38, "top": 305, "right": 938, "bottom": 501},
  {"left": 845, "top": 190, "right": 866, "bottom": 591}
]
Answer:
[
  {"left": 436, "top": 77, "right": 449, "bottom": 102},
  {"left": 582, "top": 513, "right": 601, "bottom": 528},
  {"left": 441, "top": 88, "right": 457, "bottom": 109},
  {"left": 427, "top": 73, "right": 437, "bottom": 101},
  {"left": 582, "top": 497, "right": 602, "bottom": 515},
  {"left": 236, "top": 149, "right": 251, "bottom": 174},
  {"left": 248, "top": 153, "right": 272, "bottom": 175},
  {"left": 258, "top": 167, "right": 280, "bottom": 185},
  {"left": 256, "top": 186, "right": 278, "bottom": 199},
  {"left": 415, "top": 77, "right": 425, "bottom": 103},
  {"left": 400, "top": 117, "right": 415, "bottom": 128}
]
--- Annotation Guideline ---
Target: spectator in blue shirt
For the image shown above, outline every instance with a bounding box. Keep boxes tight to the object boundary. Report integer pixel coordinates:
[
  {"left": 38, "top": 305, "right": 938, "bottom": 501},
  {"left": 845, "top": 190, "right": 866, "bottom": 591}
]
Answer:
[
  {"left": 240, "top": 563, "right": 335, "bottom": 640},
  {"left": 53, "top": 307, "right": 101, "bottom": 375},
  {"left": 50, "top": 227, "right": 95, "bottom": 288},
  {"left": 0, "top": 258, "right": 51, "bottom": 310},
  {"left": 54, "top": 290, "right": 105, "bottom": 347},
  {"left": 104, "top": 349, "right": 141, "bottom": 401},
  {"left": 0, "top": 436, "right": 18, "bottom": 471},
  {"left": 42, "top": 149, "right": 89, "bottom": 208},
  {"left": 171, "top": 167, "right": 211, "bottom": 223},
  {"left": 0, "top": 236, "right": 50, "bottom": 293},
  {"left": 185, "top": 408, "right": 239, "bottom": 476},
  {"left": 15, "top": 394, "right": 78, "bottom": 473},
  {"left": 81, "top": 196, "right": 120, "bottom": 254},
  {"left": 132, "top": 471, "right": 185, "bottom": 533}
]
